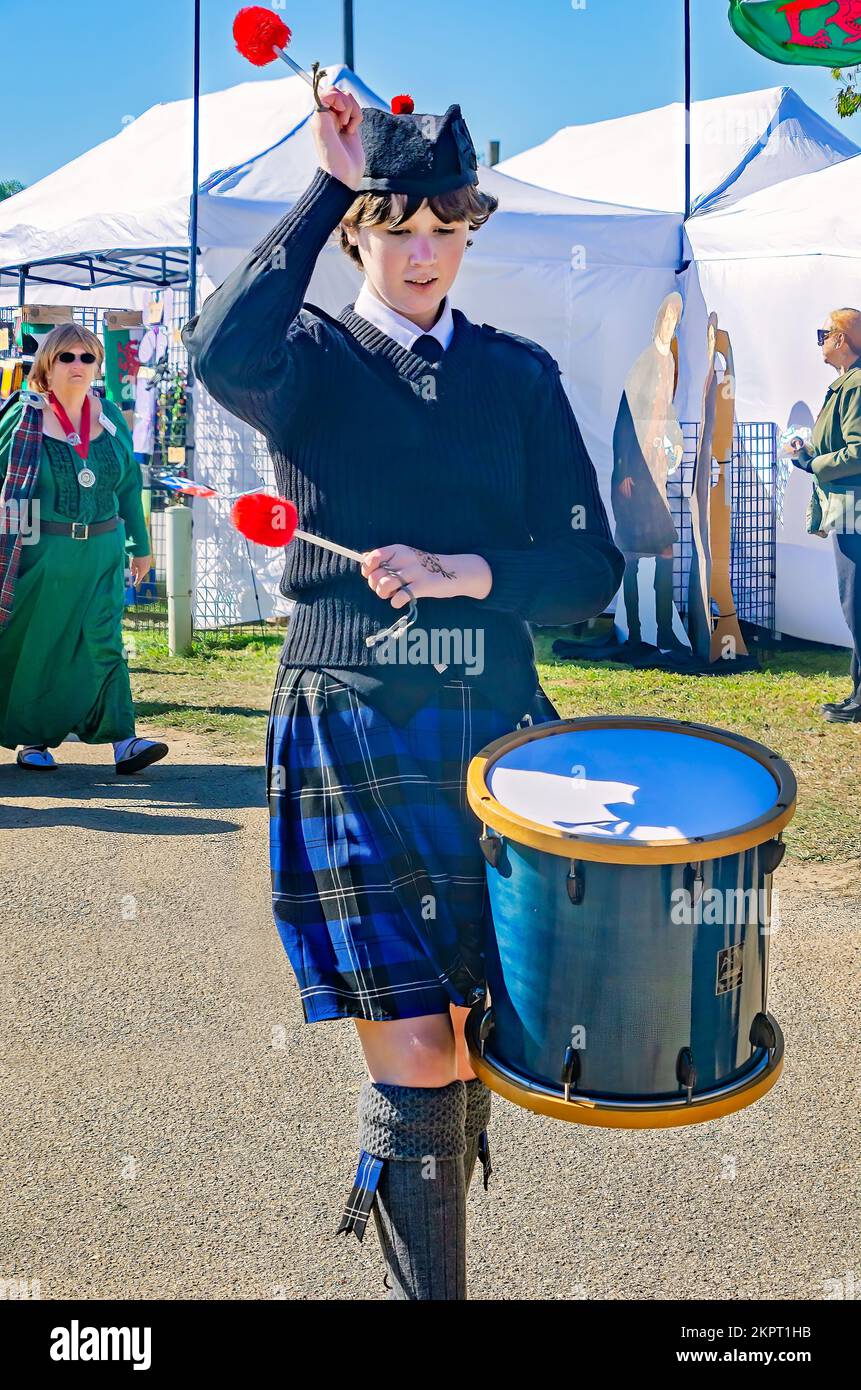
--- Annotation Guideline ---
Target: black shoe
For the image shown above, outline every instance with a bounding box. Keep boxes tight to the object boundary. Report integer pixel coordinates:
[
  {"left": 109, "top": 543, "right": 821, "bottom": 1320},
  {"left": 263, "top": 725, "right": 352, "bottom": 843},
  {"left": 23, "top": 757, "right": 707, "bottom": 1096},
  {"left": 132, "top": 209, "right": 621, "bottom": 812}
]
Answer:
[
  {"left": 822, "top": 702, "right": 861, "bottom": 723},
  {"left": 657, "top": 631, "right": 689, "bottom": 654},
  {"left": 115, "top": 738, "right": 169, "bottom": 774},
  {"left": 820, "top": 695, "right": 856, "bottom": 715}
]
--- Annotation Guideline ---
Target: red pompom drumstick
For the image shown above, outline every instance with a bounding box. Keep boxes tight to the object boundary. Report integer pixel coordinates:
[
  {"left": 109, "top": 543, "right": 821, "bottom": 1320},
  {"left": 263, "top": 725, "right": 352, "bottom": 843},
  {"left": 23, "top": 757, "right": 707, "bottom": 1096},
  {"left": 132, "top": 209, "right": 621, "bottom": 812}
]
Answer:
[
  {"left": 230, "top": 492, "right": 417, "bottom": 646},
  {"left": 232, "top": 6, "right": 291, "bottom": 64},
  {"left": 230, "top": 491, "right": 364, "bottom": 562},
  {"left": 233, "top": 6, "right": 335, "bottom": 104}
]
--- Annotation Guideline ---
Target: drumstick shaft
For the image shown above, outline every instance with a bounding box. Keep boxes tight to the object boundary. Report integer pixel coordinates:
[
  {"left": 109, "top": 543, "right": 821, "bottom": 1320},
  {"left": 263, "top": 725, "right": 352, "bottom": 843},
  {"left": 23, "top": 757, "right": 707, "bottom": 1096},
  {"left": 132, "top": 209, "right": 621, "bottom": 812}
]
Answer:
[
  {"left": 293, "top": 527, "right": 364, "bottom": 563},
  {"left": 273, "top": 48, "right": 314, "bottom": 86}
]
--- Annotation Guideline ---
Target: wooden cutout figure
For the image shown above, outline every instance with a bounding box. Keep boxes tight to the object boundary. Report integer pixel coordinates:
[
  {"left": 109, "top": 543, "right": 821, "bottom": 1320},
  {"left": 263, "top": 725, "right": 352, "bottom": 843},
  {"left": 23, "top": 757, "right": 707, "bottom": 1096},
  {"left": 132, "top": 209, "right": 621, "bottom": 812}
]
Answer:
[
  {"left": 687, "top": 313, "right": 718, "bottom": 660},
  {"left": 611, "top": 292, "right": 689, "bottom": 653},
  {"left": 708, "top": 324, "right": 748, "bottom": 661}
]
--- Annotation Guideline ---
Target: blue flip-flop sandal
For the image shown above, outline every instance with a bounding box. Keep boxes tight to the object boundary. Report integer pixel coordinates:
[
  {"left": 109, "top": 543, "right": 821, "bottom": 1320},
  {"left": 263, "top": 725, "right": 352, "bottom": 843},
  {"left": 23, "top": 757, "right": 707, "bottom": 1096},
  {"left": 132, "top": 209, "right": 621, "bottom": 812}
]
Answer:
[{"left": 17, "top": 746, "right": 57, "bottom": 771}]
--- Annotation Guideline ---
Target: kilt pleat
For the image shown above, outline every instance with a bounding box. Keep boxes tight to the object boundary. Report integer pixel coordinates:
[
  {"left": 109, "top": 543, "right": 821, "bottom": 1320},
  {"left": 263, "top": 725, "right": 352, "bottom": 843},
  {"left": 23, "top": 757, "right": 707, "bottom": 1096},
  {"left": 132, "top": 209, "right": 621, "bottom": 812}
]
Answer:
[{"left": 266, "top": 664, "right": 558, "bottom": 1024}]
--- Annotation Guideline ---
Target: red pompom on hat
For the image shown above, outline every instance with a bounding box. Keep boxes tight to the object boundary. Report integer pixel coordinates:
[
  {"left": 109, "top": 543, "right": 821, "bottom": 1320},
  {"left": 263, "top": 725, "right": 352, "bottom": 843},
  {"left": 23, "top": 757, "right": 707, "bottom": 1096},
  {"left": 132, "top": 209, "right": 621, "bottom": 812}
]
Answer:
[
  {"left": 391, "top": 94, "right": 415, "bottom": 114},
  {"left": 231, "top": 492, "right": 298, "bottom": 547},
  {"left": 233, "top": 7, "right": 291, "bottom": 66}
]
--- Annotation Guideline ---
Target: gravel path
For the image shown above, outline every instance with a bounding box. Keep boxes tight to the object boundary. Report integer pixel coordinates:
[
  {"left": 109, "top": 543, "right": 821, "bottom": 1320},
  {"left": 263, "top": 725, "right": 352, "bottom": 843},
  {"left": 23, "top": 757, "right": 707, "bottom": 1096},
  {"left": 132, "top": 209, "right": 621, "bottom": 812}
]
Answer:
[{"left": 1, "top": 734, "right": 858, "bottom": 1300}]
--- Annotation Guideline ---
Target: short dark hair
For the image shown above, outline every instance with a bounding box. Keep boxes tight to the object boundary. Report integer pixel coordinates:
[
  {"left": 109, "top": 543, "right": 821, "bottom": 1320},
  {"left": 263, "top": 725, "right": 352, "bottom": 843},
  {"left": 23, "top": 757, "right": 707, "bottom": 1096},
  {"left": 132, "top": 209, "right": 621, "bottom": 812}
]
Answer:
[{"left": 338, "top": 182, "right": 498, "bottom": 267}]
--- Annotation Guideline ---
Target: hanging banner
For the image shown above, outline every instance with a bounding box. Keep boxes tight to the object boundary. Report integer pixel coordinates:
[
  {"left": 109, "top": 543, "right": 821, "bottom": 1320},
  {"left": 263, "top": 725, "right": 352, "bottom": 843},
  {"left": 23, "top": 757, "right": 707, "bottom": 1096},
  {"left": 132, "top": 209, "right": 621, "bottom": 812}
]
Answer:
[
  {"left": 729, "top": 1, "right": 861, "bottom": 66},
  {"left": 102, "top": 325, "right": 142, "bottom": 407}
]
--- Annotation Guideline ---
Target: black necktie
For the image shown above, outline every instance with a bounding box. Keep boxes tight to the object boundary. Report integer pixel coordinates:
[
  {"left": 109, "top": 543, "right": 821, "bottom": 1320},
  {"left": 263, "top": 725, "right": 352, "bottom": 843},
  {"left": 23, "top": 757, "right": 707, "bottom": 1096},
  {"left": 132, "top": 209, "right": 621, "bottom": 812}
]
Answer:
[{"left": 410, "top": 334, "right": 443, "bottom": 364}]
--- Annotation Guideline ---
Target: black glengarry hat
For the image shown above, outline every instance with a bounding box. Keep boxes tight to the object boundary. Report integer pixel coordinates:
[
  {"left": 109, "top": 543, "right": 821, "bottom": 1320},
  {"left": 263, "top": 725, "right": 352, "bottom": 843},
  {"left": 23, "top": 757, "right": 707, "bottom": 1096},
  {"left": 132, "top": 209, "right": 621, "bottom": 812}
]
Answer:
[{"left": 357, "top": 98, "right": 479, "bottom": 197}]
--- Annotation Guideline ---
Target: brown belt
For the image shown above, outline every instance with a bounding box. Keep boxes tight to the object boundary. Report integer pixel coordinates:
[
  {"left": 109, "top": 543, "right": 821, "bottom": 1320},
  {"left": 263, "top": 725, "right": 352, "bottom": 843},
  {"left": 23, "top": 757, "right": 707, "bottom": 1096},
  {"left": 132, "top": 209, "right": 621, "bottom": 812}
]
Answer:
[{"left": 39, "top": 517, "right": 119, "bottom": 540}]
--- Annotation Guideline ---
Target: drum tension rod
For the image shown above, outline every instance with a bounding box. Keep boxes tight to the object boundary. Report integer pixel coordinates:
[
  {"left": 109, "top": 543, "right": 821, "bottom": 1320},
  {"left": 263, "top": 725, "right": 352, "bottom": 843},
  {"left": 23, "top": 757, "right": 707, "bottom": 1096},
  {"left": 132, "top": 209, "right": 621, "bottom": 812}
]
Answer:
[
  {"left": 561, "top": 1043, "right": 582, "bottom": 1102},
  {"left": 480, "top": 828, "right": 503, "bottom": 869},
  {"left": 566, "top": 861, "right": 585, "bottom": 905},
  {"left": 684, "top": 861, "right": 704, "bottom": 899},
  {"left": 760, "top": 836, "right": 786, "bottom": 876},
  {"left": 676, "top": 1047, "right": 697, "bottom": 1103},
  {"left": 478, "top": 1007, "right": 495, "bottom": 1059},
  {"left": 749, "top": 1011, "right": 777, "bottom": 1058}
]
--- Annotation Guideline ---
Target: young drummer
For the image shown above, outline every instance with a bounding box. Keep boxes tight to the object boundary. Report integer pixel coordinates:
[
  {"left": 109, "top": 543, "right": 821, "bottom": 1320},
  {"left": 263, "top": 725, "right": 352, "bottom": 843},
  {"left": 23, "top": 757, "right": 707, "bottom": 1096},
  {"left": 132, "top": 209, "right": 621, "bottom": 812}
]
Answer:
[{"left": 183, "top": 87, "right": 624, "bottom": 1301}]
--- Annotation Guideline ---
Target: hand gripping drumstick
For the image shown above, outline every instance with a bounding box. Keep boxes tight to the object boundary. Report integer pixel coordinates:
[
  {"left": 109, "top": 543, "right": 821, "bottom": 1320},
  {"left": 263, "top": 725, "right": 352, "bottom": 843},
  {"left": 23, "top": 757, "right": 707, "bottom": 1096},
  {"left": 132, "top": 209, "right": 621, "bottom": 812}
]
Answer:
[
  {"left": 233, "top": 6, "right": 334, "bottom": 111},
  {"left": 231, "top": 491, "right": 418, "bottom": 646}
]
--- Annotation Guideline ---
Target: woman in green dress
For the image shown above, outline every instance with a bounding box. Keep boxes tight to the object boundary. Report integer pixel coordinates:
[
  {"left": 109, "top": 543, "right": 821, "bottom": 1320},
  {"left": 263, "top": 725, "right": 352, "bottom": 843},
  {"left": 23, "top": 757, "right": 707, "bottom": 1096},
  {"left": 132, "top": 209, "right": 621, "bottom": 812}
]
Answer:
[{"left": 0, "top": 323, "right": 169, "bottom": 773}]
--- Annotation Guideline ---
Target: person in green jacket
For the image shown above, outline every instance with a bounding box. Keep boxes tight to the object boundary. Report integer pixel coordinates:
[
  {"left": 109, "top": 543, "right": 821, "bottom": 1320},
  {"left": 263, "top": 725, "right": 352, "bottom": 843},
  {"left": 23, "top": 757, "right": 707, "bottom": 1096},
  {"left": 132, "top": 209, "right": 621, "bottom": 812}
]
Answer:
[
  {"left": 789, "top": 308, "right": 861, "bottom": 723},
  {"left": 0, "top": 324, "right": 169, "bottom": 771}
]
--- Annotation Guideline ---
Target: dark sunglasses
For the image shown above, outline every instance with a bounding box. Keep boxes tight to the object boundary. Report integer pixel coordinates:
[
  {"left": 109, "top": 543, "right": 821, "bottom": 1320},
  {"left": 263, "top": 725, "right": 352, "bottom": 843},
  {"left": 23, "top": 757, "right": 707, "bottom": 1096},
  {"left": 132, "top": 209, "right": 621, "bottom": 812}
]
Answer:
[
  {"left": 57, "top": 350, "right": 97, "bottom": 364},
  {"left": 817, "top": 328, "right": 839, "bottom": 347}
]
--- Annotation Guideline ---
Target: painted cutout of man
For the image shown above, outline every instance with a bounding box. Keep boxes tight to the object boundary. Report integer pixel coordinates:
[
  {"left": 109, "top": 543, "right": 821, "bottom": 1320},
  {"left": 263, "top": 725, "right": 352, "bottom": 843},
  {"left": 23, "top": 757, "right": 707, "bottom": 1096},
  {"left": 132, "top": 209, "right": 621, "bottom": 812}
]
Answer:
[{"left": 611, "top": 291, "right": 689, "bottom": 652}]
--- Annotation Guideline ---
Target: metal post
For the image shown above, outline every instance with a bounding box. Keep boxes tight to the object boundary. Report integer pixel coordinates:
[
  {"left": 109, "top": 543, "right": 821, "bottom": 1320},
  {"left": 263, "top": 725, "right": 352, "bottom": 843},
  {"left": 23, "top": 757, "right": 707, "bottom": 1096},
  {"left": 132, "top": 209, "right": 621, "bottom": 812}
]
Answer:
[
  {"left": 684, "top": 0, "right": 691, "bottom": 221},
  {"left": 166, "top": 502, "right": 193, "bottom": 655},
  {"left": 487, "top": 140, "right": 500, "bottom": 167},
  {"left": 188, "top": 0, "right": 201, "bottom": 323},
  {"left": 343, "top": 0, "right": 354, "bottom": 69}
]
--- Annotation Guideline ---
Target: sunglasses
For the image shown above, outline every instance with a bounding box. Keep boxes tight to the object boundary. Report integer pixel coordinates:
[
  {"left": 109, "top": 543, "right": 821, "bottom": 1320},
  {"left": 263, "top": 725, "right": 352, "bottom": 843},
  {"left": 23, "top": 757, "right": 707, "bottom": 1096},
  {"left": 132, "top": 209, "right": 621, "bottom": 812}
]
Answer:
[
  {"left": 817, "top": 328, "right": 839, "bottom": 347},
  {"left": 57, "top": 351, "right": 97, "bottom": 364}
]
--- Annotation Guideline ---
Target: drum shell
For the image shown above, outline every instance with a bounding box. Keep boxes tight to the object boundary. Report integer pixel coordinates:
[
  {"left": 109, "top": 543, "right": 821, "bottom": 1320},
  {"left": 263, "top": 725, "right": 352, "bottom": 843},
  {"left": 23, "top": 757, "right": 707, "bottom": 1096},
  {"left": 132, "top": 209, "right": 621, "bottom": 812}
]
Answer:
[{"left": 482, "top": 838, "right": 774, "bottom": 1100}]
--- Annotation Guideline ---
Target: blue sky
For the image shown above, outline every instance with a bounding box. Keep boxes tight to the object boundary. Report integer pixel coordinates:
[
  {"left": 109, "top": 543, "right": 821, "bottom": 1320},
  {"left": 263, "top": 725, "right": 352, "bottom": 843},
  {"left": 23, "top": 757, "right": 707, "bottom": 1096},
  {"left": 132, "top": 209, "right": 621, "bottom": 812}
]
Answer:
[{"left": 7, "top": 0, "right": 859, "bottom": 187}]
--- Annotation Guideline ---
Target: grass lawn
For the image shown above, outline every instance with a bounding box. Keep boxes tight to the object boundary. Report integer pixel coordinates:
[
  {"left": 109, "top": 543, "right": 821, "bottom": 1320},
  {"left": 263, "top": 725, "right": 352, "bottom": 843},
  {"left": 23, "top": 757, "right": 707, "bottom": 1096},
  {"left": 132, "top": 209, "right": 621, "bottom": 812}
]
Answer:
[{"left": 125, "top": 624, "right": 860, "bottom": 864}]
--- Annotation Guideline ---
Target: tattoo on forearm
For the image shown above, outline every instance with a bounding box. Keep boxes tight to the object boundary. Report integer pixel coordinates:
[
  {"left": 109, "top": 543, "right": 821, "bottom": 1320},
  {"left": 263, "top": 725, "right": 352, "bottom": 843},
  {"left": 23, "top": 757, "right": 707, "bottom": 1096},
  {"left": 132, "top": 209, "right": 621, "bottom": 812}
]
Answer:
[{"left": 413, "top": 549, "right": 456, "bottom": 579}]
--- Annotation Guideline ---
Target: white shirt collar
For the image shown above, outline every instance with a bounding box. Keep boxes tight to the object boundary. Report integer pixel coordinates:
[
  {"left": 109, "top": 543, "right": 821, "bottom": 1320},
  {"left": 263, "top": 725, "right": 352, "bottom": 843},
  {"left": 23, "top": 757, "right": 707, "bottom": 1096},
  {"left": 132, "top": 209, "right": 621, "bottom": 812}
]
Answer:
[{"left": 353, "top": 280, "right": 454, "bottom": 352}]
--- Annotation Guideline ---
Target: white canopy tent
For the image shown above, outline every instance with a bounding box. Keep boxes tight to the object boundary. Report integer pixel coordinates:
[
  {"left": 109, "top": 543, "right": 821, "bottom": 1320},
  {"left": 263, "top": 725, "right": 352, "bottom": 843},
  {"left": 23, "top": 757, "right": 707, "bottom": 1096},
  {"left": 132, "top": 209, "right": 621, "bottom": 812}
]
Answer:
[
  {"left": 680, "top": 153, "right": 861, "bottom": 647},
  {"left": 192, "top": 88, "right": 682, "bottom": 624},
  {"left": 496, "top": 87, "right": 858, "bottom": 215},
  {"left": 0, "top": 66, "right": 384, "bottom": 305}
]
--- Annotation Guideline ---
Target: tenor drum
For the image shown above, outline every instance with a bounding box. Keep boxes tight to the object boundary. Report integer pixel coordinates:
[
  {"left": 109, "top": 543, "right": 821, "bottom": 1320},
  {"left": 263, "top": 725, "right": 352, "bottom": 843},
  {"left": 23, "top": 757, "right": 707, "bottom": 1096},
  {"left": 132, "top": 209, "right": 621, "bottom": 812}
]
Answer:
[{"left": 465, "top": 717, "right": 796, "bottom": 1128}]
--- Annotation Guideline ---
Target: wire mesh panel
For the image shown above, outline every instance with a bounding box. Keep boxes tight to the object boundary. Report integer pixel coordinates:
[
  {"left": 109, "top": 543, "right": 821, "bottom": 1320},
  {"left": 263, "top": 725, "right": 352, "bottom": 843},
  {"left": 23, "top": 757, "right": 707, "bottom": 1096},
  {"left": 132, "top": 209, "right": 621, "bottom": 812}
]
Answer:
[
  {"left": 731, "top": 422, "right": 777, "bottom": 631},
  {"left": 187, "top": 387, "right": 277, "bottom": 634},
  {"left": 669, "top": 421, "right": 776, "bottom": 634}
]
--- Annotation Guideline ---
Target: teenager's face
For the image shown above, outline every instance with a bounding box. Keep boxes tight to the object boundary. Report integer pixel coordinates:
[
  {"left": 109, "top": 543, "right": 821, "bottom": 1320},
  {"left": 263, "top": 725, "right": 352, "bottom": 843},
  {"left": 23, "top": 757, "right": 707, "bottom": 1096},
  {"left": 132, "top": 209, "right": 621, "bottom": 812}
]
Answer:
[{"left": 346, "top": 200, "right": 469, "bottom": 326}]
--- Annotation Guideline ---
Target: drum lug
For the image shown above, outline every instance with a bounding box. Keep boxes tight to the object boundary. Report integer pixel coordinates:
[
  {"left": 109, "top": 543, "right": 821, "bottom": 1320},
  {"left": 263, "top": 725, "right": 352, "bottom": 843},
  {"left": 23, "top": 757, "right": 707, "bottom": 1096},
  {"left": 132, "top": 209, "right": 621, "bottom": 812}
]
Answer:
[
  {"left": 478, "top": 1007, "right": 495, "bottom": 1058},
  {"left": 760, "top": 837, "right": 786, "bottom": 876},
  {"left": 561, "top": 1043, "right": 582, "bottom": 1101},
  {"left": 480, "top": 830, "right": 503, "bottom": 869},
  {"left": 683, "top": 861, "right": 704, "bottom": 897},
  {"left": 566, "top": 861, "right": 585, "bottom": 905},
  {"left": 749, "top": 1010, "right": 777, "bottom": 1057},
  {"left": 676, "top": 1046, "right": 697, "bottom": 1103}
]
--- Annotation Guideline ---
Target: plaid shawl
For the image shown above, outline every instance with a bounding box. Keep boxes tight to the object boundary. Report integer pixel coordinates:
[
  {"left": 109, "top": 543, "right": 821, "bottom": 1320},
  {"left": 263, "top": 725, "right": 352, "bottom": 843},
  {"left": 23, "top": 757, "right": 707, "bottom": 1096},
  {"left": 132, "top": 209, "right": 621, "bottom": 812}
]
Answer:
[{"left": 0, "top": 391, "right": 44, "bottom": 629}]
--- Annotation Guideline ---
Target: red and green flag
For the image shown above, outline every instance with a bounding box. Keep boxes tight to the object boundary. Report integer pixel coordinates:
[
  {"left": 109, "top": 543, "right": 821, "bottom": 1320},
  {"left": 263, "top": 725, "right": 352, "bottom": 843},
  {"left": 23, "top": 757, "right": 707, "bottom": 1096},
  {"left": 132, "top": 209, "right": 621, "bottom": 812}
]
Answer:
[{"left": 729, "top": 1, "right": 861, "bottom": 66}]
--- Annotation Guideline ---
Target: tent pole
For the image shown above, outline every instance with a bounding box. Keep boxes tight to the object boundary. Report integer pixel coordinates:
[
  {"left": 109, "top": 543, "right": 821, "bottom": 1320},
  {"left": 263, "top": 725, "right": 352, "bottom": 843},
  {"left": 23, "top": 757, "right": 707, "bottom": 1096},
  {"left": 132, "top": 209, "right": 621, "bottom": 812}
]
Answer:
[
  {"left": 343, "top": 0, "right": 354, "bottom": 69},
  {"left": 188, "top": 0, "right": 201, "bottom": 325},
  {"left": 684, "top": 0, "right": 691, "bottom": 221}
]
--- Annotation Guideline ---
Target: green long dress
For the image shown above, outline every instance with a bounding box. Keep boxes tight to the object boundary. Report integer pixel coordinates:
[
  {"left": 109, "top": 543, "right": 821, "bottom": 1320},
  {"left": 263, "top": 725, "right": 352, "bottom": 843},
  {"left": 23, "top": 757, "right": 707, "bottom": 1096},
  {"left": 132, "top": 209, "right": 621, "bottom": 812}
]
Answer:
[{"left": 0, "top": 403, "right": 150, "bottom": 749}]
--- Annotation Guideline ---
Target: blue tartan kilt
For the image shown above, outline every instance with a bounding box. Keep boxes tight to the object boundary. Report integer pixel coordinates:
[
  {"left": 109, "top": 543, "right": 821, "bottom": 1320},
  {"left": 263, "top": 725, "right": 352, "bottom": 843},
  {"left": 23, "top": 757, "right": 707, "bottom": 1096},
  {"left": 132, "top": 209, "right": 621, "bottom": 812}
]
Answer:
[{"left": 266, "top": 664, "right": 560, "bottom": 1025}]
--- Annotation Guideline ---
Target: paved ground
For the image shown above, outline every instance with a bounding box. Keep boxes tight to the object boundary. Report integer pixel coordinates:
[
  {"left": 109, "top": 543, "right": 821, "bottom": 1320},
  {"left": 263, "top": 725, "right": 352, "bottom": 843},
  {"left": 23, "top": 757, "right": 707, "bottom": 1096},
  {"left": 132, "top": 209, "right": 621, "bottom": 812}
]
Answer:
[{"left": 0, "top": 732, "right": 858, "bottom": 1301}]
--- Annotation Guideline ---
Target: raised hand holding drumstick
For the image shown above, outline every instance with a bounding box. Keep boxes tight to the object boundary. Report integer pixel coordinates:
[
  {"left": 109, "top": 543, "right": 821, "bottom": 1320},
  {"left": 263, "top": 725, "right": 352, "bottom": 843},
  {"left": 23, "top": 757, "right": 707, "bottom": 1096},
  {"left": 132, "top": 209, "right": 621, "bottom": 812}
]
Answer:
[{"left": 310, "top": 88, "right": 365, "bottom": 191}]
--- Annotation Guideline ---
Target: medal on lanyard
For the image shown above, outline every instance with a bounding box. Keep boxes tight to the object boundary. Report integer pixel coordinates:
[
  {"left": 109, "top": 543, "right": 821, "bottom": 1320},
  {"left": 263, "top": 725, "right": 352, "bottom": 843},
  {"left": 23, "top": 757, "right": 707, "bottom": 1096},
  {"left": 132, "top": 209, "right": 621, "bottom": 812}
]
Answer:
[{"left": 47, "top": 391, "right": 96, "bottom": 487}]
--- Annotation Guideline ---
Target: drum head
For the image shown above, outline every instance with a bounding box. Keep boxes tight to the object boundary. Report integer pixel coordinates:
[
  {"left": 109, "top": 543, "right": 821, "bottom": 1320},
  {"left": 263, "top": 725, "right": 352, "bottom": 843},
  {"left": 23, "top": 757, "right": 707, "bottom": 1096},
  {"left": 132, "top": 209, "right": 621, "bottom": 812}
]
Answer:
[{"left": 470, "top": 718, "right": 796, "bottom": 863}]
